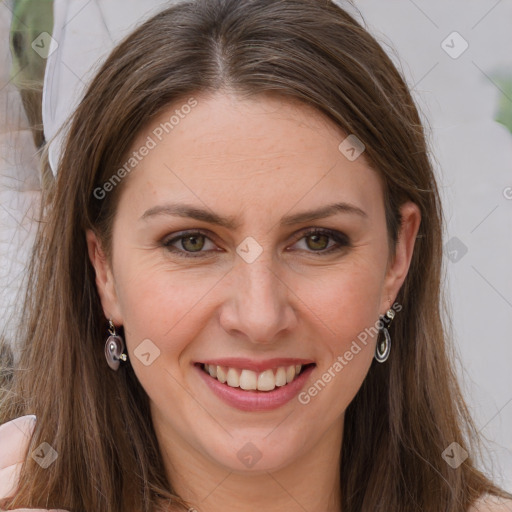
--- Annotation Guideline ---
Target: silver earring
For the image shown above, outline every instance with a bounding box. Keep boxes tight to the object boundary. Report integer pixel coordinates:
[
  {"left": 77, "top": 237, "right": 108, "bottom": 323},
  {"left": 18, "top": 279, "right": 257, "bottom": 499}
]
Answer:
[
  {"left": 375, "top": 307, "right": 395, "bottom": 363},
  {"left": 104, "top": 319, "right": 128, "bottom": 370}
]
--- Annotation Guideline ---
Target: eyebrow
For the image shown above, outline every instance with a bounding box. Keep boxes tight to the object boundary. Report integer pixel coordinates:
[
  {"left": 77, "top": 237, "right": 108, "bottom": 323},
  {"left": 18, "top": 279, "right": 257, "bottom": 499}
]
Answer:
[{"left": 140, "top": 201, "right": 368, "bottom": 228}]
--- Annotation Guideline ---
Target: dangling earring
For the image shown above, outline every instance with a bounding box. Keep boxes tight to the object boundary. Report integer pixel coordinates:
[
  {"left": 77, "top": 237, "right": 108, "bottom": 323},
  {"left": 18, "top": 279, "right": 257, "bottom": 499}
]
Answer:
[
  {"left": 104, "top": 319, "right": 128, "bottom": 370},
  {"left": 375, "top": 302, "right": 395, "bottom": 363}
]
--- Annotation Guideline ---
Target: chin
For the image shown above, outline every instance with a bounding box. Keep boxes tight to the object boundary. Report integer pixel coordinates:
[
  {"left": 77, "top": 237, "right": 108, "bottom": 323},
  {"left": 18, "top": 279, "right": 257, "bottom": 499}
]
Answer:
[{"left": 204, "top": 434, "right": 305, "bottom": 474}]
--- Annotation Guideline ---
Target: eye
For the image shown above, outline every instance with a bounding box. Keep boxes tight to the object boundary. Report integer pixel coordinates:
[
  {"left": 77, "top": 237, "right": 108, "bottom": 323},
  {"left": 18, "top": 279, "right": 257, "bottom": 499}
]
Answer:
[
  {"left": 162, "top": 230, "right": 218, "bottom": 258},
  {"left": 290, "top": 228, "right": 350, "bottom": 254},
  {"left": 162, "top": 228, "right": 350, "bottom": 258}
]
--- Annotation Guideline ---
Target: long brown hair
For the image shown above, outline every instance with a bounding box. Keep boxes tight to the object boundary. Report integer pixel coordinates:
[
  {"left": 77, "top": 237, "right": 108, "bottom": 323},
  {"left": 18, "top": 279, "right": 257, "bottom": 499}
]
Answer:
[{"left": 1, "top": 0, "right": 510, "bottom": 510}]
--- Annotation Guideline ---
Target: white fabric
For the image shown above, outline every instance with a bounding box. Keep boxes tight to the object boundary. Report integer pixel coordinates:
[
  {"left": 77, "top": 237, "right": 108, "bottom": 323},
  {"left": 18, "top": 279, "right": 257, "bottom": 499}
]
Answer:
[
  {"left": 0, "top": 2, "right": 41, "bottom": 359},
  {"left": 43, "top": 0, "right": 174, "bottom": 175}
]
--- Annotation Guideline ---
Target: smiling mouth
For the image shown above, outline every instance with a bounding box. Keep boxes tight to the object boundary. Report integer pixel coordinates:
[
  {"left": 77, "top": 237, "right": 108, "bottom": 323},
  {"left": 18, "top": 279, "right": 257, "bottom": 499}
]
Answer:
[{"left": 197, "top": 362, "right": 316, "bottom": 392}]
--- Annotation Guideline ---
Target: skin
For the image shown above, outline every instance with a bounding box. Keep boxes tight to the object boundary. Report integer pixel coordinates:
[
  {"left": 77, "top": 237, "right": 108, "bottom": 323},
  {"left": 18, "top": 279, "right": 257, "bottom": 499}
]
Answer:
[{"left": 87, "top": 91, "right": 421, "bottom": 512}]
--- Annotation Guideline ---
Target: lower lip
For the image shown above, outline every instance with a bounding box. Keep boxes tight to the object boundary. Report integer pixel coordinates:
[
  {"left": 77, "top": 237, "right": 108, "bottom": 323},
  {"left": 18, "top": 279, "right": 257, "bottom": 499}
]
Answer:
[{"left": 195, "top": 364, "right": 315, "bottom": 412}]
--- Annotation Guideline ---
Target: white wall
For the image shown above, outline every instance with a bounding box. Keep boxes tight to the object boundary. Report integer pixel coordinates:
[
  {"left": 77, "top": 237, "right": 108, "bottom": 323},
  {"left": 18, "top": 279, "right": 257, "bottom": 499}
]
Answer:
[{"left": 354, "top": 0, "right": 512, "bottom": 491}]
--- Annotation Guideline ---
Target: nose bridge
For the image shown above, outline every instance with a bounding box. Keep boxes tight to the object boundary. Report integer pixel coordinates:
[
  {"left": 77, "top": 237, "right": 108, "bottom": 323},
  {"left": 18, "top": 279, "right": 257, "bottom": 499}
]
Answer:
[
  {"left": 221, "top": 248, "right": 294, "bottom": 344},
  {"left": 242, "top": 257, "right": 280, "bottom": 308}
]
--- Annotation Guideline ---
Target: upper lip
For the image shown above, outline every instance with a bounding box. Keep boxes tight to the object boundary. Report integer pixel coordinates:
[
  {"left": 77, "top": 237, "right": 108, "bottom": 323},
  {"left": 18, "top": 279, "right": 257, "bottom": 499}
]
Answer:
[{"left": 197, "top": 358, "right": 315, "bottom": 373}]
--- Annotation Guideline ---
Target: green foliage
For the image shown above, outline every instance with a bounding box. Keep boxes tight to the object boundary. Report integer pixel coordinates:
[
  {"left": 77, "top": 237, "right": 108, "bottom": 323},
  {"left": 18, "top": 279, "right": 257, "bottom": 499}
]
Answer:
[
  {"left": 9, "top": 0, "right": 54, "bottom": 86},
  {"left": 493, "top": 74, "right": 512, "bottom": 134}
]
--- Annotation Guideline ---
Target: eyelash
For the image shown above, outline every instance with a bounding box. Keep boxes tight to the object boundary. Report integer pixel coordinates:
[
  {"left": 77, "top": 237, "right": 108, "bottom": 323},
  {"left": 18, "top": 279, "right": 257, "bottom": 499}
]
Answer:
[{"left": 161, "top": 228, "right": 350, "bottom": 259}]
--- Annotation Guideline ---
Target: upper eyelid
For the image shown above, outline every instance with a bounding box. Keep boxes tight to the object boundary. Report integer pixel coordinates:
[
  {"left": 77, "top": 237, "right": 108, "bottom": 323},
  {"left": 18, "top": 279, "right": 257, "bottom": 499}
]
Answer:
[
  {"left": 162, "top": 227, "right": 349, "bottom": 251},
  {"left": 162, "top": 228, "right": 217, "bottom": 245}
]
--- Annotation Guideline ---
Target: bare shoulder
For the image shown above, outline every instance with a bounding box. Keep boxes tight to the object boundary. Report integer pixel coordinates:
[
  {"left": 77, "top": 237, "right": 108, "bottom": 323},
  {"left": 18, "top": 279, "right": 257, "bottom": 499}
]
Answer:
[
  {"left": 468, "top": 494, "right": 512, "bottom": 512},
  {"left": 0, "top": 415, "right": 37, "bottom": 500}
]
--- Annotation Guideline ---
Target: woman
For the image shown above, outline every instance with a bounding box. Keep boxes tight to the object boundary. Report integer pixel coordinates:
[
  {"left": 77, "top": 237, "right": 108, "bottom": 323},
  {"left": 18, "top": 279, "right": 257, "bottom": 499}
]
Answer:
[{"left": 1, "top": 0, "right": 511, "bottom": 510}]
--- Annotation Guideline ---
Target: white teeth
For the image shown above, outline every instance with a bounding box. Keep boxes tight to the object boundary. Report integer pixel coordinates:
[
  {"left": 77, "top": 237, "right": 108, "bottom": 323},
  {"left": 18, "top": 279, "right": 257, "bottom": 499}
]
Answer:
[
  {"left": 239, "top": 369, "right": 258, "bottom": 390},
  {"left": 226, "top": 367, "right": 239, "bottom": 387},
  {"left": 216, "top": 366, "right": 227, "bottom": 383},
  {"left": 257, "top": 369, "right": 276, "bottom": 391},
  {"left": 203, "top": 363, "right": 306, "bottom": 391},
  {"left": 275, "top": 367, "right": 287, "bottom": 387}
]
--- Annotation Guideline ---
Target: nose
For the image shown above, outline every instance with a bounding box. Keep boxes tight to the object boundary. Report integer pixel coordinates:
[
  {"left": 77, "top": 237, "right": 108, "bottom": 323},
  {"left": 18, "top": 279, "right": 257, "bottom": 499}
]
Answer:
[{"left": 218, "top": 255, "right": 298, "bottom": 346}]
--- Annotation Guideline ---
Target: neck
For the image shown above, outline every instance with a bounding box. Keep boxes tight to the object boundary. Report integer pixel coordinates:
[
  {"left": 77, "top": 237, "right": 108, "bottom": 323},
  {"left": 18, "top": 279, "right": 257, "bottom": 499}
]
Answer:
[{"left": 154, "top": 415, "right": 344, "bottom": 512}]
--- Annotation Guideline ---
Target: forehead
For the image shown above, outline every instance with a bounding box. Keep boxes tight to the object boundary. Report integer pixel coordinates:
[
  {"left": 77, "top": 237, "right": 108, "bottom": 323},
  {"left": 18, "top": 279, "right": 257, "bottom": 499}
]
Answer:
[{"left": 116, "top": 91, "right": 383, "bottom": 222}]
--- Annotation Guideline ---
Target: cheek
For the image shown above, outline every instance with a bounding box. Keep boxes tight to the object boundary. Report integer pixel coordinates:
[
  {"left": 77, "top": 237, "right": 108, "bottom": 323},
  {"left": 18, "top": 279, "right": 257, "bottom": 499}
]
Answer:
[
  {"left": 293, "top": 254, "right": 385, "bottom": 401},
  {"left": 298, "top": 257, "right": 385, "bottom": 346},
  {"left": 114, "top": 264, "right": 217, "bottom": 409},
  {"left": 294, "top": 275, "right": 381, "bottom": 421},
  {"left": 116, "top": 249, "right": 231, "bottom": 380},
  {"left": 113, "top": 258, "right": 222, "bottom": 360}
]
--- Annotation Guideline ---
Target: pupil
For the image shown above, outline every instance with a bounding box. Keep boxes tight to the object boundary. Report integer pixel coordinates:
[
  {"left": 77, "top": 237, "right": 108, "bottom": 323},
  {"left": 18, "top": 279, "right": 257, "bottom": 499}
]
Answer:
[
  {"left": 308, "top": 234, "right": 328, "bottom": 250},
  {"left": 183, "top": 235, "right": 204, "bottom": 252}
]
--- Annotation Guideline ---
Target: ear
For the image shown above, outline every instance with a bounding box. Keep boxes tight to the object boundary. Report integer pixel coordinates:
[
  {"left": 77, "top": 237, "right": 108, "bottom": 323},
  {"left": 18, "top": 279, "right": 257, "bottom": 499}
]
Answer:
[
  {"left": 86, "top": 229, "right": 123, "bottom": 325},
  {"left": 381, "top": 201, "right": 421, "bottom": 312}
]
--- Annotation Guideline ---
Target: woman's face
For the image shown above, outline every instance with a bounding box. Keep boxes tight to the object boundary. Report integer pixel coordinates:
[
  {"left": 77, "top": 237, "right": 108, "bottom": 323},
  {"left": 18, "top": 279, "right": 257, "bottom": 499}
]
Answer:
[{"left": 88, "top": 92, "right": 420, "bottom": 479}]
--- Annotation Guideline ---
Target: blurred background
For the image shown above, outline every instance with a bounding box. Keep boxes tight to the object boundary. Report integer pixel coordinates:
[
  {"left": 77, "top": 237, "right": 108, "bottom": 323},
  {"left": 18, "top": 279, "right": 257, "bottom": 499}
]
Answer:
[{"left": 1, "top": 0, "right": 511, "bottom": 492}]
